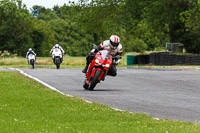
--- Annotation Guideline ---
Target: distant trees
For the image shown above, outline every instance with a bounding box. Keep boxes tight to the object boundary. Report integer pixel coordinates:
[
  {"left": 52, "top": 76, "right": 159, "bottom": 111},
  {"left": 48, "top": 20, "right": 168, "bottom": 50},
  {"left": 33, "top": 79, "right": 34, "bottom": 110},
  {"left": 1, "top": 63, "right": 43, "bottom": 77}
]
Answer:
[
  {"left": 0, "top": 0, "right": 34, "bottom": 56},
  {"left": 180, "top": 1, "right": 200, "bottom": 53},
  {"left": 30, "top": 4, "right": 94, "bottom": 56},
  {"left": 1, "top": 0, "right": 200, "bottom": 56}
]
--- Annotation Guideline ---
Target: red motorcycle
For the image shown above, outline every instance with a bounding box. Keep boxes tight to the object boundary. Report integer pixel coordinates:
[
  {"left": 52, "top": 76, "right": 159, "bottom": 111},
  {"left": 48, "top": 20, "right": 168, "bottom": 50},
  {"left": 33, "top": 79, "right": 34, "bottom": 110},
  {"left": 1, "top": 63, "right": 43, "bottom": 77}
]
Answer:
[{"left": 83, "top": 49, "right": 119, "bottom": 90}]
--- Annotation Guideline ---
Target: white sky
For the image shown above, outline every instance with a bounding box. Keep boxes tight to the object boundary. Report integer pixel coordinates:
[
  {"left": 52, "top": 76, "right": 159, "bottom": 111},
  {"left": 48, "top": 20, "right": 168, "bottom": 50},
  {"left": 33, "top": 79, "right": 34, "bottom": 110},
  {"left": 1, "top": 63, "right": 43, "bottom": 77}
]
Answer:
[{"left": 22, "top": 0, "right": 79, "bottom": 9}]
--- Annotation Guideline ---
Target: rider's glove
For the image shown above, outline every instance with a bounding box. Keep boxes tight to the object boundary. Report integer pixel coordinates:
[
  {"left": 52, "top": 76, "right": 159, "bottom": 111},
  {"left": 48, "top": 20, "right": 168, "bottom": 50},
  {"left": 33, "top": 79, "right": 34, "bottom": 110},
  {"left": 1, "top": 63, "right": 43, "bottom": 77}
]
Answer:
[
  {"left": 94, "top": 45, "right": 100, "bottom": 53},
  {"left": 90, "top": 52, "right": 96, "bottom": 56}
]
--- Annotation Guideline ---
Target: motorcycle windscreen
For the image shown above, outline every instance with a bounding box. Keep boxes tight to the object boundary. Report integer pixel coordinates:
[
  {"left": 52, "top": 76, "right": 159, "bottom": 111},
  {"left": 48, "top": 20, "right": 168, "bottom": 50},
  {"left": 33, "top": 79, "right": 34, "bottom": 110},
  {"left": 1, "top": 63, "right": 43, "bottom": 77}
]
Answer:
[
  {"left": 53, "top": 48, "right": 62, "bottom": 56},
  {"left": 28, "top": 54, "right": 35, "bottom": 59},
  {"left": 99, "top": 50, "right": 111, "bottom": 60}
]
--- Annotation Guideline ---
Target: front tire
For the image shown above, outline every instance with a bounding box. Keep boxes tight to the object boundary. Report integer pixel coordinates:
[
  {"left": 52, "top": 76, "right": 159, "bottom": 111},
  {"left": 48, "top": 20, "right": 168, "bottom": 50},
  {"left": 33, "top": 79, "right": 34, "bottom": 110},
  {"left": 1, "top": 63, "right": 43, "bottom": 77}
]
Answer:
[
  {"left": 30, "top": 59, "right": 35, "bottom": 69},
  {"left": 88, "top": 70, "right": 101, "bottom": 90},
  {"left": 55, "top": 58, "right": 60, "bottom": 69},
  {"left": 56, "top": 64, "right": 60, "bottom": 69}
]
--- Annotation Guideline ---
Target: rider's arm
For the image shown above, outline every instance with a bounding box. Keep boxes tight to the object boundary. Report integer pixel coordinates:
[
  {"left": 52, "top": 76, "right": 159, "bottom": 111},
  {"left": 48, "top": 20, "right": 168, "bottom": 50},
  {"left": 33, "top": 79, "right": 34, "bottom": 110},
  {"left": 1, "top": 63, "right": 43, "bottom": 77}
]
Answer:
[
  {"left": 92, "top": 42, "right": 104, "bottom": 53},
  {"left": 90, "top": 45, "right": 103, "bottom": 53},
  {"left": 60, "top": 46, "right": 65, "bottom": 54},
  {"left": 32, "top": 51, "right": 36, "bottom": 56},
  {"left": 50, "top": 48, "right": 53, "bottom": 54},
  {"left": 26, "top": 52, "right": 28, "bottom": 58},
  {"left": 115, "top": 53, "right": 122, "bottom": 65},
  {"left": 90, "top": 41, "right": 108, "bottom": 53},
  {"left": 94, "top": 45, "right": 103, "bottom": 53},
  {"left": 115, "top": 44, "right": 123, "bottom": 65}
]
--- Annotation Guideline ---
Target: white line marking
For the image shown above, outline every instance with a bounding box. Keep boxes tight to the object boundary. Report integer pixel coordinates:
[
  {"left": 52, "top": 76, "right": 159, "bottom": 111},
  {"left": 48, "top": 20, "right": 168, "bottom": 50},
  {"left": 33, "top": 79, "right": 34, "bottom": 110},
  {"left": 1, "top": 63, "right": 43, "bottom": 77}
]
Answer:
[
  {"left": 15, "top": 68, "right": 145, "bottom": 111},
  {"left": 13, "top": 68, "right": 95, "bottom": 104},
  {"left": 84, "top": 100, "right": 93, "bottom": 104},
  {"left": 112, "top": 108, "right": 125, "bottom": 112},
  {"left": 13, "top": 69, "right": 164, "bottom": 120},
  {"left": 153, "top": 117, "right": 160, "bottom": 120},
  {"left": 10, "top": 68, "right": 162, "bottom": 116},
  {"left": 16, "top": 69, "right": 153, "bottom": 109},
  {"left": 15, "top": 68, "right": 73, "bottom": 97},
  {"left": 14, "top": 68, "right": 94, "bottom": 104}
]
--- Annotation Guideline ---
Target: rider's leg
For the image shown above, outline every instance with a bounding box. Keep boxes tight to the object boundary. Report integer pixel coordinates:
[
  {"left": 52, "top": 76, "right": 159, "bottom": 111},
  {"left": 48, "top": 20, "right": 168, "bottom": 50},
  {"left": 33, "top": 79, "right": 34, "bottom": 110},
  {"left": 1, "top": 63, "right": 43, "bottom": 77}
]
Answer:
[
  {"left": 107, "top": 64, "right": 117, "bottom": 76},
  {"left": 82, "top": 53, "right": 95, "bottom": 73},
  {"left": 53, "top": 57, "right": 55, "bottom": 63},
  {"left": 82, "top": 54, "right": 90, "bottom": 73}
]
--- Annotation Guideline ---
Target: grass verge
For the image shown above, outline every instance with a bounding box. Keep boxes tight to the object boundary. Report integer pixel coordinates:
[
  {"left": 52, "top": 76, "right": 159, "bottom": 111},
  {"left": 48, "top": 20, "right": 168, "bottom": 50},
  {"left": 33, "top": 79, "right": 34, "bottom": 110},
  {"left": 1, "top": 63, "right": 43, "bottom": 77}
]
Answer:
[
  {"left": 0, "top": 54, "right": 128, "bottom": 68},
  {"left": 1, "top": 54, "right": 200, "bottom": 69},
  {"left": 0, "top": 71, "right": 200, "bottom": 132}
]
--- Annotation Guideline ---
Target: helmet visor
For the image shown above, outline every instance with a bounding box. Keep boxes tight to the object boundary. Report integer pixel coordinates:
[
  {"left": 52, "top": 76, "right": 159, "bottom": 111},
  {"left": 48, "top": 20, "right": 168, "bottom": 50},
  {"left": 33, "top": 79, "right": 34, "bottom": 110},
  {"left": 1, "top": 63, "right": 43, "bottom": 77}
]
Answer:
[{"left": 110, "top": 40, "right": 119, "bottom": 47}]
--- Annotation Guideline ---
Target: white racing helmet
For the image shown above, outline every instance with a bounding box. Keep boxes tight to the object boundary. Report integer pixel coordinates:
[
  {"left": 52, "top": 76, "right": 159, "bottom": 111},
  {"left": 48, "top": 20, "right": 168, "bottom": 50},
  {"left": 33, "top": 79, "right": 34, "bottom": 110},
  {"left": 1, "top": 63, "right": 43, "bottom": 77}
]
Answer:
[
  {"left": 109, "top": 35, "right": 120, "bottom": 49},
  {"left": 28, "top": 48, "right": 32, "bottom": 51},
  {"left": 55, "top": 44, "right": 59, "bottom": 48}
]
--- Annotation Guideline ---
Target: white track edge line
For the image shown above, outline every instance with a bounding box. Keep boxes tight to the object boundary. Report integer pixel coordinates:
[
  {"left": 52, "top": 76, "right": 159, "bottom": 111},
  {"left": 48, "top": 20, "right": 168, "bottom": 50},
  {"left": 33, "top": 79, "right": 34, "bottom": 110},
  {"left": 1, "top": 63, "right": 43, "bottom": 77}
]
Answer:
[
  {"left": 14, "top": 68, "right": 94, "bottom": 104},
  {"left": 11, "top": 68, "right": 161, "bottom": 120},
  {"left": 15, "top": 68, "right": 73, "bottom": 97}
]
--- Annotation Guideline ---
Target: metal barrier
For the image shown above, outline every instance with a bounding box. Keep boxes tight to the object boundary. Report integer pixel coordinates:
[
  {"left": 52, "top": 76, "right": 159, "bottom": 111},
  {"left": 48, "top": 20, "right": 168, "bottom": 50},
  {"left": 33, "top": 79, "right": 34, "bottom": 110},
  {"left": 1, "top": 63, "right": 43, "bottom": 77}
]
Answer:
[{"left": 127, "top": 52, "right": 200, "bottom": 65}]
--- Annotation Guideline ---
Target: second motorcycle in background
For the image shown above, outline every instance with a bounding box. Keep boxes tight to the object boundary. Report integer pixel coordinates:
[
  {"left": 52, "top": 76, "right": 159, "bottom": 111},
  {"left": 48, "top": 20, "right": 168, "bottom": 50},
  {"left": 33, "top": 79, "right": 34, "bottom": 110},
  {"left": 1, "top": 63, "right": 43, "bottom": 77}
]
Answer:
[{"left": 50, "top": 44, "right": 64, "bottom": 69}]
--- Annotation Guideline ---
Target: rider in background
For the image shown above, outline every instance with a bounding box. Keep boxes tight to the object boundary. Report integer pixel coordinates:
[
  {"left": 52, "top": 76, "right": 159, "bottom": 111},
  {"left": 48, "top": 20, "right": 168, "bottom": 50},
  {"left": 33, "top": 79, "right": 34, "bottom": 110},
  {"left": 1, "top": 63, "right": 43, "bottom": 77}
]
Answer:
[
  {"left": 50, "top": 44, "right": 65, "bottom": 62},
  {"left": 82, "top": 35, "right": 123, "bottom": 76},
  {"left": 26, "top": 48, "right": 36, "bottom": 63}
]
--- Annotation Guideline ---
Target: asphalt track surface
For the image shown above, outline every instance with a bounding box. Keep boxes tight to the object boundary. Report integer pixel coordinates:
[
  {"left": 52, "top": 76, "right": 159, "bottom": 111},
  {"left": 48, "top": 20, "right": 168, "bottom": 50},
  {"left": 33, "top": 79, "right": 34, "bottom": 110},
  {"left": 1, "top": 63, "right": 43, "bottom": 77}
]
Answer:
[{"left": 5, "top": 68, "right": 200, "bottom": 122}]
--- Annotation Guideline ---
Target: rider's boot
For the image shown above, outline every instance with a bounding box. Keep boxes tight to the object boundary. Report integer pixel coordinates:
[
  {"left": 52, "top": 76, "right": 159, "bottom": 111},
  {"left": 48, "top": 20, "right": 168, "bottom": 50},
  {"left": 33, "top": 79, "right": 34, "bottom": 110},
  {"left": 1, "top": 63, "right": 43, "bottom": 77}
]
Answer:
[{"left": 82, "top": 65, "right": 88, "bottom": 73}]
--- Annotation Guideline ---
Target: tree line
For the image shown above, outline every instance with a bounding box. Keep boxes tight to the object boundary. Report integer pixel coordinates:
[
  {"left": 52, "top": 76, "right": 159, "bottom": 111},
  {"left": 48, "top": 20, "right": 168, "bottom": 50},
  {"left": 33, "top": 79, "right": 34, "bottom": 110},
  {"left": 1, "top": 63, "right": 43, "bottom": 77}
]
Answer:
[{"left": 0, "top": 0, "right": 200, "bottom": 57}]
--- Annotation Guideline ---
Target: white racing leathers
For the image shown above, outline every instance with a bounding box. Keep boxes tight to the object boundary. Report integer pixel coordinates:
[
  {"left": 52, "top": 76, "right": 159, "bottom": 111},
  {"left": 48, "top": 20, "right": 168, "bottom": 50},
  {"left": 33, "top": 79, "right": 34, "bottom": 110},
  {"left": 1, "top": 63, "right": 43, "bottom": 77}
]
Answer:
[
  {"left": 50, "top": 46, "right": 64, "bottom": 55},
  {"left": 91, "top": 40, "right": 123, "bottom": 64}
]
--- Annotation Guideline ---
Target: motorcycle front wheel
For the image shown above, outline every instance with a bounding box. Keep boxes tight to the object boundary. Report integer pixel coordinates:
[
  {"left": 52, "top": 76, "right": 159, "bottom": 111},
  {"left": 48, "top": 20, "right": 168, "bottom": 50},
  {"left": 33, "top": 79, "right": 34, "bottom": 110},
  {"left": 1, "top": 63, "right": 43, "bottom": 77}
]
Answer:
[
  {"left": 55, "top": 58, "right": 60, "bottom": 69},
  {"left": 88, "top": 70, "right": 101, "bottom": 91},
  {"left": 30, "top": 59, "right": 35, "bottom": 69}
]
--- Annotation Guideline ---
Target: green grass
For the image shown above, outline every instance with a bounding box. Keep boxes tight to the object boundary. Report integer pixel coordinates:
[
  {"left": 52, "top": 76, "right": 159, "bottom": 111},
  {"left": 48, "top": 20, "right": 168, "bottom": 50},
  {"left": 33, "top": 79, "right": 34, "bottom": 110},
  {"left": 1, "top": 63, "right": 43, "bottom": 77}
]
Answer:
[
  {"left": 0, "top": 55, "right": 127, "bottom": 68},
  {"left": 0, "top": 71, "right": 200, "bottom": 133},
  {"left": 1, "top": 55, "right": 200, "bottom": 70},
  {"left": 0, "top": 56, "right": 86, "bottom": 66}
]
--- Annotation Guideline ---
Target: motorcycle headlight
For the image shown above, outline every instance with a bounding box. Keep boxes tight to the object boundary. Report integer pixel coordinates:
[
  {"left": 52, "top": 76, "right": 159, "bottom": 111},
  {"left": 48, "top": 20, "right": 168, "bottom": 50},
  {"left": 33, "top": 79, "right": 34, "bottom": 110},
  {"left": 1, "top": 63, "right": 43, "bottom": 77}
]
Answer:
[
  {"left": 103, "top": 64, "right": 110, "bottom": 68},
  {"left": 95, "top": 59, "right": 100, "bottom": 64}
]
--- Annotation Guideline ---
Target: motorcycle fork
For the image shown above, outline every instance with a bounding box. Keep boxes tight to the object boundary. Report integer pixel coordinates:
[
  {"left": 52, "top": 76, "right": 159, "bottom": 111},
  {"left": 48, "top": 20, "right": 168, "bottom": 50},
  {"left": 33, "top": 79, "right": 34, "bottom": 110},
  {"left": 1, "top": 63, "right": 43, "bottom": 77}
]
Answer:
[
  {"left": 101, "top": 67, "right": 109, "bottom": 80},
  {"left": 90, "top": 68, "right": 103, "bottom": 81}
]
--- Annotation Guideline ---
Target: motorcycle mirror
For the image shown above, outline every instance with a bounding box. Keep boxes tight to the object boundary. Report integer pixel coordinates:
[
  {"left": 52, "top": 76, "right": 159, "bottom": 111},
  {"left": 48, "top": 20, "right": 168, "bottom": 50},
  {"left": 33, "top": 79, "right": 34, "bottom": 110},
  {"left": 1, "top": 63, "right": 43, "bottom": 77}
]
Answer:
[
  {"left": 92, "top": 44, "right": 97, "bottom": 48},
  {"left": 115, "top": 55, "right": 121, "bottom": 59}
]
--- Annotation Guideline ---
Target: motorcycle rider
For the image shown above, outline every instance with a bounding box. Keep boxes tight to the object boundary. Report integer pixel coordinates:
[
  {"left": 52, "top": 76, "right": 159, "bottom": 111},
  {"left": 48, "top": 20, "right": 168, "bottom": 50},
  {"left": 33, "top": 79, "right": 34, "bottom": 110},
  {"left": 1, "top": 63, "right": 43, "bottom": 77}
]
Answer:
[
  {"left": 82, "top": 35, "right": 123, "bottom": 76},
  {"left": 50, "top": 44, "right": 65, "bottom": 63},
  {"left": 26, "top": 48, "right": 36, "bottom": 63}
]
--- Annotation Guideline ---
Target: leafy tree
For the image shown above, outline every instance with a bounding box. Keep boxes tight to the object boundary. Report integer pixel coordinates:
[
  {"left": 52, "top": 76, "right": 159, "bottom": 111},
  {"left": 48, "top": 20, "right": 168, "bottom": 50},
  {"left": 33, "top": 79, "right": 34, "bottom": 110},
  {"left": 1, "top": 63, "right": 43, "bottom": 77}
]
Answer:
[
  {"left": 78, "top": 0, "right": 125, "bottom": 43},
  {"left": 0, "top": 0, "right": 34, "bottom": 56},
  {"left": 180, "top": 1, "right": 200, "bottom": 53},
  {"left": 1, "top": 0, "right": 200, "bottom": 56},
  {"left": 49, "top": 18, "right": 93, "bottom": 56},
  {"left": 31, "top": 19, "right": 55, "bottom": 56},
  {"left": 31, "top": 5, "right": 59, "bottom": 21},
  {"left": 124, "top": 37, "right": 147, "bottom": 53},
  {"left": 143, "top": 0, "right": 191, "bottom": 43}
]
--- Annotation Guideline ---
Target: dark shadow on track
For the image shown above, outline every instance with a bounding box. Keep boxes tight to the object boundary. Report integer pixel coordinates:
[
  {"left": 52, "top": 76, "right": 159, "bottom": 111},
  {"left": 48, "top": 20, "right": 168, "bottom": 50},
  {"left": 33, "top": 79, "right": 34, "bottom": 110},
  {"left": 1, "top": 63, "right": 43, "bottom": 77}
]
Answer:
[{"left": 78, "top": 89, "right": 124, "bottom": 91}]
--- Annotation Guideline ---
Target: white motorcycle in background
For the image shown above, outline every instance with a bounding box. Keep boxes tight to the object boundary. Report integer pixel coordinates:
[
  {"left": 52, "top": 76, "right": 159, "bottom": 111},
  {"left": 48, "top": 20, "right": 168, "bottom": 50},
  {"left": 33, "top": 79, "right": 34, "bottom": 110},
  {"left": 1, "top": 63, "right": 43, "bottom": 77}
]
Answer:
[
  {"left": 51, "top": 48, "right": 63, "bottom": 69},
  {"left": 27, "top": 54, "right": 36, "bottom": 69}
]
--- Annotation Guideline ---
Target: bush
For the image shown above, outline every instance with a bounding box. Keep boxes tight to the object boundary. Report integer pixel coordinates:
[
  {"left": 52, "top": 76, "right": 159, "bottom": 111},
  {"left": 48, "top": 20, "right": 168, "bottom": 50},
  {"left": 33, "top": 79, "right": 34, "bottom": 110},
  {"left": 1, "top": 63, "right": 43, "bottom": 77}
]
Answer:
[{"left": 125, "top": 38, "right": 147, "bottom": 53}]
